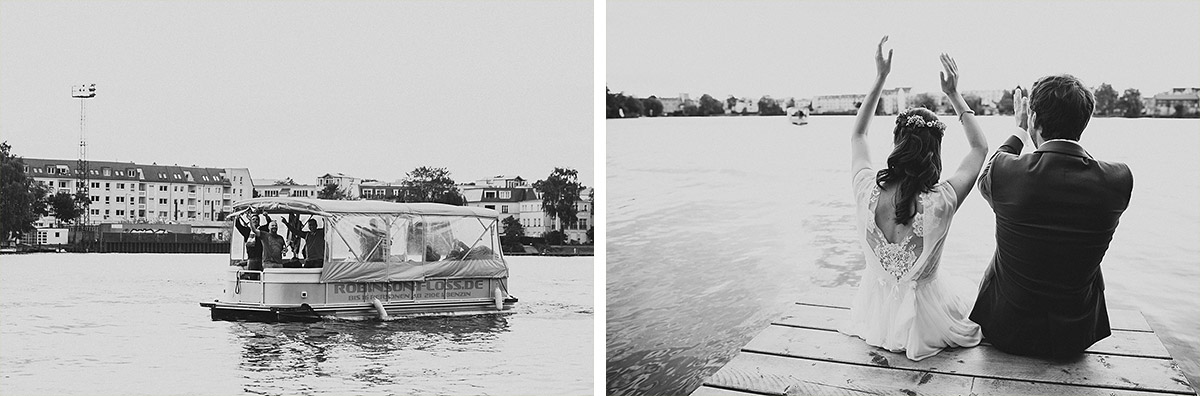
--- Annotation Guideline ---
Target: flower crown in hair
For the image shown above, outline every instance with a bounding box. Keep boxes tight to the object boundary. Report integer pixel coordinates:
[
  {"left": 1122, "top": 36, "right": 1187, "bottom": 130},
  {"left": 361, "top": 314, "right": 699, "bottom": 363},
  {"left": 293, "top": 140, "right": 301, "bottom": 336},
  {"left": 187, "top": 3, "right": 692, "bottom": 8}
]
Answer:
[{"left": 896, "top": 113, "right": 945, "bottom": 131}]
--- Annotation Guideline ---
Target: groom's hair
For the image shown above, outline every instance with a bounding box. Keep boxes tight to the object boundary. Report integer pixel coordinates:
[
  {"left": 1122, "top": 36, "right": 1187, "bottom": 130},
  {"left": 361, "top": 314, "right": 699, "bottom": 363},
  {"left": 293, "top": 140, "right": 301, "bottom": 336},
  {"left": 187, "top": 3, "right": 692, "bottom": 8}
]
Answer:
[{"left": 1030, "top": 74, "right": 1094, "bottom": 141}]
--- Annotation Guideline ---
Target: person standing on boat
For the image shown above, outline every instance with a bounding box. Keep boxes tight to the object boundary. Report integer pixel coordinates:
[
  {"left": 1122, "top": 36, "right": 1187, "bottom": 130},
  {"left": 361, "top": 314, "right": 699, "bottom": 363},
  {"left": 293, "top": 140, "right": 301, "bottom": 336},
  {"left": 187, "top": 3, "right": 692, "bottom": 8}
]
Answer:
[
  {"left": 969, "top": 77, "right": 1133, "bottom": 358},
  {"left": 260, "top": 219, "right": 287, "bottom": 268},
  {"left": 285, "top": 217, "right": 325, "bottom": 268},
  {"left": 235, "top": 211, "right": 269, "bottom": 272}
]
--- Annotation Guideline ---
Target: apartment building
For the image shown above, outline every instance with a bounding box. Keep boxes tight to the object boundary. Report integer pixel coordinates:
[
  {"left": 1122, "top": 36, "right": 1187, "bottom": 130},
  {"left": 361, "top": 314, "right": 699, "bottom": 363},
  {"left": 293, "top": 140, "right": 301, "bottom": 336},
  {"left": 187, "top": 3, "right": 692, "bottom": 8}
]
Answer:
[
  {"left": 21, "top": 158, "right": 251, "bottom": 225},
  {"left": 253, "top": 179, "right": 319, "bottom": 199},
  {"left": 463, "top": 180, "right": 593, "bottom": 243},
  {"left": 317, "top": 173, "right": 361, "bottom": 199}
]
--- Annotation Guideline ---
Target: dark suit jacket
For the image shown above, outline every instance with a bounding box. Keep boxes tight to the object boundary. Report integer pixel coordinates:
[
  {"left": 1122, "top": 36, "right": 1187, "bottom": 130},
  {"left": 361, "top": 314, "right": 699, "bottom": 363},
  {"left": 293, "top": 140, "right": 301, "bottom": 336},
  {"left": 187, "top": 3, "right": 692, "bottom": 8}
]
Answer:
[{"left": 970, "top": 135, "right": 1133, "bottom": 357}]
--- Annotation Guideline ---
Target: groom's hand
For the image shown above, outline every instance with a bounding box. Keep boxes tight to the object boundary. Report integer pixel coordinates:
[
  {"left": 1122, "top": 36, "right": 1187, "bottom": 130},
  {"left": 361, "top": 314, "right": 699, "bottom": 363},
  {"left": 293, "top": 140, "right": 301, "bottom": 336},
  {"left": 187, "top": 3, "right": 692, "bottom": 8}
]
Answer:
[{"left": 1014, "top": 86, "right": 1030, "bottom": 131}]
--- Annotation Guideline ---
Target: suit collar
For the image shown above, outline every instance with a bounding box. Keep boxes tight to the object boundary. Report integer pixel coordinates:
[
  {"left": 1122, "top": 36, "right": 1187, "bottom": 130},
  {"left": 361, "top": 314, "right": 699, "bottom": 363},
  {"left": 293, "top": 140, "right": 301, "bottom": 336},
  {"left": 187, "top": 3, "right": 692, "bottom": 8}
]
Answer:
[{"left": 1036, "top": 139, "right": 1091, "bottom": 159}]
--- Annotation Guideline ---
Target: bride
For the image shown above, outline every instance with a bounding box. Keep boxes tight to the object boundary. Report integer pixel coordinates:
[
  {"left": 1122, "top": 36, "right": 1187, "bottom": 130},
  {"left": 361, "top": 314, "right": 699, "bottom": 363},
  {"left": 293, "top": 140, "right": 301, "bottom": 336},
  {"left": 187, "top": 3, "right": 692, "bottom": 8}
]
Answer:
[{"left": 840, "top": 36, "right": 989, "bottom": 361}]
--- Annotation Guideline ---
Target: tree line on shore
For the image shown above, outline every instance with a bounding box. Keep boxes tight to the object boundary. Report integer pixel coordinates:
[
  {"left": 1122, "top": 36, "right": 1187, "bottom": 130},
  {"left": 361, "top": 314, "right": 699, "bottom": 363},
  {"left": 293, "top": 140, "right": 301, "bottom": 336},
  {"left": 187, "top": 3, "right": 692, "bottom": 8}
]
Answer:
[
  {"left": 0, "top": 142, "right": 591, "bottom": 246},
  {"left": 608, "top": 83, "right": 1186, "bottom": 119}
]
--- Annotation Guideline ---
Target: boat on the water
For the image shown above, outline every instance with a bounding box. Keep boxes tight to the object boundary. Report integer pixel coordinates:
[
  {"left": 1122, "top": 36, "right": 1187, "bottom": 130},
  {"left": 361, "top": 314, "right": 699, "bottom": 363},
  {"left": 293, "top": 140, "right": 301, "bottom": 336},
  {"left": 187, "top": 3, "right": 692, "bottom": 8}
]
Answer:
[
  {"left": 788, "top": 108, "right": 809, "bottom": 126},
  {"left": 200, "top": 197, "right": 516, "bottom": 322}
]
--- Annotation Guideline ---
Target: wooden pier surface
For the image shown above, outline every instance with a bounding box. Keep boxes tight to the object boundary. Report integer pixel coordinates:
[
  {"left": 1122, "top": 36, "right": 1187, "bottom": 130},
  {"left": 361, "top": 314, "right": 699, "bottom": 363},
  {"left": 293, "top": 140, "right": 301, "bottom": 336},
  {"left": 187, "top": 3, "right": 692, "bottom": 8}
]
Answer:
[{"left": 691, "top": 288, "right": 1196, "bottom": 396}]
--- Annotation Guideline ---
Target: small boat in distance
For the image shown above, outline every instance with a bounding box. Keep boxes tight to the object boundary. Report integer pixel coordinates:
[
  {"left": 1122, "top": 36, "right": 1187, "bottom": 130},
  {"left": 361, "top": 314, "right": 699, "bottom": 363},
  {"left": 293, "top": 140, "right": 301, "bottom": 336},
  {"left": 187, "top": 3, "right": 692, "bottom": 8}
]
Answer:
[
  {"left": 200, "top": 197, "right": 516, "bottom": 322},
  {"left": 788, "top": 107, "right": 809, "bottom": 126}
]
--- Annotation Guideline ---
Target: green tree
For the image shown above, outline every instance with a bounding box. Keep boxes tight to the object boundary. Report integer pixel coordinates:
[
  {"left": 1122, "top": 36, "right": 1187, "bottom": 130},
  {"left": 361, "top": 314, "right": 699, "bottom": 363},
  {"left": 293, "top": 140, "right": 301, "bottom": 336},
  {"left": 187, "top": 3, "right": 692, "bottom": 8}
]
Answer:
[
  {"left": 0, "top": 142, "right": 49, "bottom": 243},
  {"left": 317, "top": 184, "right": 348, "bottom": 200},
  {"left": 911, "top": 93, "right": 938, "bottom": 111},
  {"left": 997, "top": 90, "right": 1014, "bottom": 115},
  {"left": 682, "top": 102, "right": 700, "bottom": 116},
  {"left": 543, "top": 229, "right": 566, "bottom": 245},
  {"left": 758, "top": 96, "right": 786, "bottom": 116},
  {"left": 1094, "top": 83, "right": 1119, "bottom": 116},
  {"left": 1117, "top": 88, "right": 1144, "bottom": 118},
  {"left": 502, "top": 216, "right": 524, "bottom": 238},
  {"left": 401, "top": 166, "right": 465, "bottom": 205},
  {"left": 586, "top": 226, "right": 593, "bottom": 244},
  {"left": 272, "top": 177, "right": 298, "bottom": 186},
  {"left": 533, "top": 167, "right": 582, "bottom": 231},
  {"left": 622, "top": 95, "right": 644, "bottom": 118},
  {"left": 47, "top": 192, "right": 86, "bottom": 225},
  {"left": 725, "top": 96, "right": 738, "bottom": 112},
  {"left": 964, "top": 94, "right": 985, "bottom": 114},
  {"left": 606, "top": 87, "right": 622, "bottom": 119},
  {"left": 642, "top": 96, "right": 664, "bottom": 117},
  {"left": 698, "top": 94, "right": 724, "bottom": 115}
]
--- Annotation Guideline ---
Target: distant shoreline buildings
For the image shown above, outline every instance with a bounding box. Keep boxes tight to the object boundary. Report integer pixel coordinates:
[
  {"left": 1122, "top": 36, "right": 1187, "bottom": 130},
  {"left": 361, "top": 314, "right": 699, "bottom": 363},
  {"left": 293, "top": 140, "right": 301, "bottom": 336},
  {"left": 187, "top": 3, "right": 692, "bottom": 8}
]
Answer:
[
  {"left": 610, "top": 86, "right": 1199, "bottom": 118},
  {"left": 17, "top": 157, "right": 592, "bottom": 246}
]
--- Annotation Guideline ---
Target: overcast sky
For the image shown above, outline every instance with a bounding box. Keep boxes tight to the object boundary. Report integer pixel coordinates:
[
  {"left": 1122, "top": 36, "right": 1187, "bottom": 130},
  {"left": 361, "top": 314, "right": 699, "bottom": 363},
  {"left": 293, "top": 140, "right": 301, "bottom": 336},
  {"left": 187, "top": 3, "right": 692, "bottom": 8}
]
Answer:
[
  {"left": 1, "top": 1, "right": 592, "bottom": 186},
  {"left": 607, "top": 0, "right": 1200, "bottom": 100}
]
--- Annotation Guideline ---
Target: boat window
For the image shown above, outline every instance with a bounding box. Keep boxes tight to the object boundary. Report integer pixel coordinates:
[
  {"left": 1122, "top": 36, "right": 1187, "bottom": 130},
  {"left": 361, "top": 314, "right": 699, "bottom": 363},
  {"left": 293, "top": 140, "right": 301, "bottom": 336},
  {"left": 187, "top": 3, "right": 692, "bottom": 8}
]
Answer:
[
  {"left": 420, "top": 215, "right": 500, "bottom": 261},
  {"left": 328, "top": 214, "right": 407, "bottom": 263}
]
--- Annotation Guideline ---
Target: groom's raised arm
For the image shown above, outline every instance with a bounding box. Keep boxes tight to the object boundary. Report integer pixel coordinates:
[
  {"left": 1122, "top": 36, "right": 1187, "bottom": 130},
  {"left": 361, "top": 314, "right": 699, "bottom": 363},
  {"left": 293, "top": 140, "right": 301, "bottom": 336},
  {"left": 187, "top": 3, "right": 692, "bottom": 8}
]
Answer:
[{"left": 978, "top": 87, "right": 1034, "bottom": 203}]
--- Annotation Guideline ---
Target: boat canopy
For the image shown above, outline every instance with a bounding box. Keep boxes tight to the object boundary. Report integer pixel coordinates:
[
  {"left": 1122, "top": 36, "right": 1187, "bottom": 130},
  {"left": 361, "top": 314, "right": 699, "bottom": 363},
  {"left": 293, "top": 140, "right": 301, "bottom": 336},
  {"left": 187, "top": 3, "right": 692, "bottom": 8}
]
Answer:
[
  {"left": 231, "top": 197, "right": 500, "bottom": 218},
  {"left": 230, "top": 197, "right": 507, "bottom": 283}
]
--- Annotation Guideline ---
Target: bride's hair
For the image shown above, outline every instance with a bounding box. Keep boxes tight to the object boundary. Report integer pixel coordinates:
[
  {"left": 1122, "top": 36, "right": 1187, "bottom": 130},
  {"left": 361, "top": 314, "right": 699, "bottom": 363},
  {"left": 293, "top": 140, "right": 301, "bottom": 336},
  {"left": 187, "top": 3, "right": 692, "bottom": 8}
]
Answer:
[{"left": 876, "top": 107, "right": 944, "bottom": 225}]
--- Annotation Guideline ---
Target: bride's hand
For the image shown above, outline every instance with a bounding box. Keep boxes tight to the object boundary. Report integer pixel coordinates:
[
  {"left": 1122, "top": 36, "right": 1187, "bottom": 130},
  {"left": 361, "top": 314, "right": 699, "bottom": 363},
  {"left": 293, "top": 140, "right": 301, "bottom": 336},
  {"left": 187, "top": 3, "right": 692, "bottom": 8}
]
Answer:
[
  {"left": 876, "top": 36, "right": 893, "bottom": 78},
  {"left": 939, "top": 53, "right": 959, "bottom": 96}
]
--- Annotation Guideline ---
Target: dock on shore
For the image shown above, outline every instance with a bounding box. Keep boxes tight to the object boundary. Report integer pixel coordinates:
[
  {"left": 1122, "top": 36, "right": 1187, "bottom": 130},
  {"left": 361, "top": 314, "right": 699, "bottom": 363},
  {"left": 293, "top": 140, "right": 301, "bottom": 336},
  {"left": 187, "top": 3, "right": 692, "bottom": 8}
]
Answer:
[{"left": 691, "top": 288, "right": 1195, "bottom": 396}]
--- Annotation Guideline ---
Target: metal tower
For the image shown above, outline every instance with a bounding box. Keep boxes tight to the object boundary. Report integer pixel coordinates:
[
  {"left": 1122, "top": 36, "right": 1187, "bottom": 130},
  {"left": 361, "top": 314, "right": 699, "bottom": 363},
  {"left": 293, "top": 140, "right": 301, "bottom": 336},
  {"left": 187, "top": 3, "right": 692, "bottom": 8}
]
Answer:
[{"left": 72, "top": 84, "right": 96, "bottom": 224}]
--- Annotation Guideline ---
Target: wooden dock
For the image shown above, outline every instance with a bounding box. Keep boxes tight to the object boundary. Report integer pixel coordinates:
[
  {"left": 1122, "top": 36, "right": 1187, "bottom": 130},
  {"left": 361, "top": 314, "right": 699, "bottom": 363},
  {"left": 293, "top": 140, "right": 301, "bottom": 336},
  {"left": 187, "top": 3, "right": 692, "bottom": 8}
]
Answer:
[{"left": 691, "top": 288, "right": 1196, "bottom": 396}]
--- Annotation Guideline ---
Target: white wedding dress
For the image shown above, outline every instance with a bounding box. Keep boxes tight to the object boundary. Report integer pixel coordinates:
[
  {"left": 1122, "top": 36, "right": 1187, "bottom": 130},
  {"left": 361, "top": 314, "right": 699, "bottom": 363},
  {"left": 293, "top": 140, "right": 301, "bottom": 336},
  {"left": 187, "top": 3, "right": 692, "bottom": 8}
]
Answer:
[{"left": 840, "top": 168, "right": 982, "bottom": 361}]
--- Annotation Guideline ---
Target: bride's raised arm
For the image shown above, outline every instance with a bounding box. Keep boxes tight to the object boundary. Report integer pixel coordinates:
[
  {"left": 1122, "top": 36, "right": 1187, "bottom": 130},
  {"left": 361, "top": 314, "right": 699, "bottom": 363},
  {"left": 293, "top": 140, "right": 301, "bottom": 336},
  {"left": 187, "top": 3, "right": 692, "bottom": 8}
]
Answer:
[
  {"left": 939, "top": 53, "right": 989, "bottom": 207},
  {"left": 850, "top": 36, "right": 892, "bottom": 174}
]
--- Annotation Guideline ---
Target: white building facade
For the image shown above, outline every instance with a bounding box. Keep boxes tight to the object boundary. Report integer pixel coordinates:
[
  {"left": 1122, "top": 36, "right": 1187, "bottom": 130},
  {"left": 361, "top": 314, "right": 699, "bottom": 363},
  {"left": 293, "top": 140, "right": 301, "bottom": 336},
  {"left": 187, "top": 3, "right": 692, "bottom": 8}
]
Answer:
[{"left": 21, "top": 158, "right": 248, "bottom": 225}]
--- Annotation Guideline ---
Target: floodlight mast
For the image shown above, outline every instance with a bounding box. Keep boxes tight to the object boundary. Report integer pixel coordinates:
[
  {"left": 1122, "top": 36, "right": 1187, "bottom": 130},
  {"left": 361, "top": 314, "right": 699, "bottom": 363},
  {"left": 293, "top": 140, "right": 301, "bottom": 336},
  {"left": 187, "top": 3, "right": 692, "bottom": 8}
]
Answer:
[{"left": 72, "top": 84, "right": 96, "bottom": 224}]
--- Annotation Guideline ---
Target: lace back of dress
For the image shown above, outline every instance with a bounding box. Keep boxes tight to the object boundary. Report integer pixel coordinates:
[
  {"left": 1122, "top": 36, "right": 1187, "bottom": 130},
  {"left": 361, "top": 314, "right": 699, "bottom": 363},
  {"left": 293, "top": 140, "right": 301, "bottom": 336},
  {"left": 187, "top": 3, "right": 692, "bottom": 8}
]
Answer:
[{"left": 867, "top": 185, "right": 927, "bottom": 280}]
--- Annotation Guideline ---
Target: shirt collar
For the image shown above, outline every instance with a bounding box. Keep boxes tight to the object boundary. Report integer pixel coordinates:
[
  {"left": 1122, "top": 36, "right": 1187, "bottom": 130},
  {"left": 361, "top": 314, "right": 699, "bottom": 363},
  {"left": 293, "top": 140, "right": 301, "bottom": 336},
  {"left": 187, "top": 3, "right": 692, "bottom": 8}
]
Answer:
[{"left": 1036, "top": 139, "right": 1091, "bottom": 159}]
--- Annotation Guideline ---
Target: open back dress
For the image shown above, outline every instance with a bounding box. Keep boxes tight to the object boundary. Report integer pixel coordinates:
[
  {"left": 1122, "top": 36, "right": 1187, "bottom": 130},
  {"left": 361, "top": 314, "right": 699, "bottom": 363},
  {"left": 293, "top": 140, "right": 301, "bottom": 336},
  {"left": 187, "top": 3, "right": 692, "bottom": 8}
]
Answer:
[{"left": 840, "top": 168, "right": 982, "bottom": 361}]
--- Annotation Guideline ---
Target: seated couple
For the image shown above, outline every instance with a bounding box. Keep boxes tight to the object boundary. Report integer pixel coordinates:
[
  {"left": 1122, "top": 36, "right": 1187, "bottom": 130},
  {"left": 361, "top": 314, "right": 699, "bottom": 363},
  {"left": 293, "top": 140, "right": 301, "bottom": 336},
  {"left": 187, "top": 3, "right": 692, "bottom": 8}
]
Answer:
[{"left": 841, "top": 37, "right": 1133, "bottom": 360}]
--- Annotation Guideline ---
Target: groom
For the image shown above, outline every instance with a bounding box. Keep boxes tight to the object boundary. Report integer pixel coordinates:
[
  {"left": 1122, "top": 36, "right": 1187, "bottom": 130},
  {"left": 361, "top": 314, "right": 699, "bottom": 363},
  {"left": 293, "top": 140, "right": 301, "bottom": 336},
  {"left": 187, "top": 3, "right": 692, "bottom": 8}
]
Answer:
[{"left": 970, "top": 75, "right": 1133, "bottom": 358}]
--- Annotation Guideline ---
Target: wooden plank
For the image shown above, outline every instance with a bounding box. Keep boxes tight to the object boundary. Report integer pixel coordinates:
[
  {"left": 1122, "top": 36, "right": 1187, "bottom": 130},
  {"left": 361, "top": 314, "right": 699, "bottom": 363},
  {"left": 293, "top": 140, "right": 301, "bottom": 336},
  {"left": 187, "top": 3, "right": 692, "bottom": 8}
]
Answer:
[
  {"left": 795, "top": 289, "right": 1154, "bottom": 332},
  {"left": 743, "top": 325, "right": 1194, "bottom": 394},
  {"left": 706, "top": 352, "right": 974, "bottom": 396},
  {"left": 706, "top": 352, "right": 1182, "bottom": 396},
  {"left": 971, "top": 377, "right": 1197, "bottom": 396},
  {"left": 689, "top": 385, "right": 769, "bottom": 396},
  {"left": 775, "top": 304, "right": 1169, "bottom": 358}
]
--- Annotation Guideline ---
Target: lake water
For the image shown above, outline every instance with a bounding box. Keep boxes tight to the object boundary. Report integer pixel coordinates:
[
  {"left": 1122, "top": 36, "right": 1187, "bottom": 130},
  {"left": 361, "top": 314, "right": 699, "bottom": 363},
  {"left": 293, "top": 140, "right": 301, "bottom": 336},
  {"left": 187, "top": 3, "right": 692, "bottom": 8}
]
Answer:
[
  {"left": 0, "top": 254, "right": 593, "bottom": 395},
  {"left": 606, "top": 115, "right": 1200, "bottom": 395}
]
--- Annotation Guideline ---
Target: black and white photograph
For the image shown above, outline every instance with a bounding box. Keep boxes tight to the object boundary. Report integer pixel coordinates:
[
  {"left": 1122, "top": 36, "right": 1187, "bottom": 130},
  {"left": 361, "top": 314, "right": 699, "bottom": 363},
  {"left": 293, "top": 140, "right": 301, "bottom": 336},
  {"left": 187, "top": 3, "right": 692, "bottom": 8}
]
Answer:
[
  {"left": 606, "top": 1, "right": 1199, "bottom": 395},
  {"left": 0, "top": 1, "right": 593, "bottom": 395}
]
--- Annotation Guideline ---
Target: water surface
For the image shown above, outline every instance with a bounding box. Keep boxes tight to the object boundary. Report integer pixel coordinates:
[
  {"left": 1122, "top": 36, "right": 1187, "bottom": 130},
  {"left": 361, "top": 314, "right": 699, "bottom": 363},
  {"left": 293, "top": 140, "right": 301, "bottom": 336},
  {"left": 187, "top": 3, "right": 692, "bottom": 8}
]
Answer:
[{"left": 0, "top": 254, "right": 593, "bottom": 395}]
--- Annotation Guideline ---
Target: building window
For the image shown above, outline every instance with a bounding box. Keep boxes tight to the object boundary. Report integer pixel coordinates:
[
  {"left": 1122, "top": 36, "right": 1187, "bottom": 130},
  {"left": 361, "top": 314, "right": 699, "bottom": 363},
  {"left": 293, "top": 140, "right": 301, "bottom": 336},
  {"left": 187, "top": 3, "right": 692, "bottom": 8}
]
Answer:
[
  {"left": 91, "top": 209, "right": 99, "bottom": 215},
  {"left": 159, "top": 198, "right": 168, "bottom": 205},
  {"left": 485, "top": 205, "right": 495, "bottom": 210},
  {"left": 116, "top": 196, "right": 125, "bottom": 203},
  {"left": 116, "top": 210, "right": 124, "bottom": 216},
  {"left": 117, "top": 183, "right": 124, "bottom": 189},
  {"left": 91, "top": 196, "right": 99, "bottom": 202},
  {"left": 159, "top": 186, "right": 167, "bottom": 192},
  {"left": 92, "top": 182, "right": 100, "bottom": 188},
  {"left": 105, "top": 182, "right": 110, "bottom": 189},
  {"left": 499, "top": 191, "right": 511, "bottom": 199},
  {"left": 484, "top": 191, "right": 497, "bottom": 199},
  {"left": 501, "top": 205, "right": 509, "bottom": 213}
]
